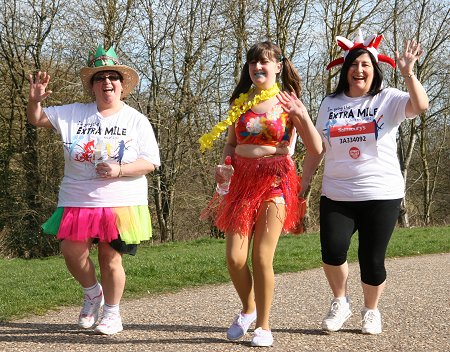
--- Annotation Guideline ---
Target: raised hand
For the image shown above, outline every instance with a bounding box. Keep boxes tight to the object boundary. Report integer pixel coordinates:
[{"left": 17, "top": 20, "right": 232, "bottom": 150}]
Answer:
[
  {"left": 395, "top": 40, "right": 424, "bottom": 77},
  {"left": 28, "top": 71, "right": 52, "bottom": 103},
  {"left": 277, "top": 90, "right": 310, "bottom": 124},
  {"left": 277, "top": 90, "right": 323, "bottom": 155}
]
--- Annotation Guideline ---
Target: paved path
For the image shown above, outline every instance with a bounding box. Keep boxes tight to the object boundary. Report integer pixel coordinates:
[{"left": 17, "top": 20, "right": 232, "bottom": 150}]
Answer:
[{"left": 1, "top": 253, "right": 449, "bottom": 351}]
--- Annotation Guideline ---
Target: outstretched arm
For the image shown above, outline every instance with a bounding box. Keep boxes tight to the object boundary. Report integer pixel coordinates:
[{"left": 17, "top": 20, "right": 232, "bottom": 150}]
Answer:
[
  {"left": 300, "top": 149, "right": 324, "bottom": 197},
  {"left": 395, "top": 40, "right": 429, "bottom": 118},
  {"left": 277, "top": 91, "right": 323, "bottom": 155},
  {"left": 27, "top": 71, "right": 53, "bottom": 128},
  {"left": 213, "top": 125, "right": 236, "bottom": 184}
]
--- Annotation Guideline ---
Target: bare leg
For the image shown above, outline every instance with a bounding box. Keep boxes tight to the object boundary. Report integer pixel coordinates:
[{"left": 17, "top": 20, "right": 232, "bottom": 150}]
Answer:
[
  {"left": 98, "top": 242, "right": 125, "bottom": 305},
  {"left": 322, "top": 262, "right": 349, "bottom": 298},
  {"left": 252, "top": 201, "right": 285, "bottom": 330},
  {"left": 60, "top": 239, "right": 97, "bottom": 288},
  {"left": 362, "top": 281, "right": 385, "bottom": 309},
  {"left": 226, "top": 233, "right": 256, "bottom": 314}
]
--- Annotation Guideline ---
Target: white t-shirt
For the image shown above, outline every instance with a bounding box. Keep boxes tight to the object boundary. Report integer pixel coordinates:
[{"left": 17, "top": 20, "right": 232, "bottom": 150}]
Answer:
[
  {"left": 316, "top": 88, "right": 410, "bottom": 201},
  {"left": 44, "top": 102, "right": 160, "bottom": 207}
]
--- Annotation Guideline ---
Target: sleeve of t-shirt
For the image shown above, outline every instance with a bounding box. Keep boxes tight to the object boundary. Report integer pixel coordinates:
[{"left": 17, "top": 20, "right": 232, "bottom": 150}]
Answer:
[
  {"left": 44, "top": 103, "right": 83, "bottom": 135},
  {"left": 136, "top": 116, "right": 161, "bottom": 167},
  {"left": 43, "top": 105, "right": 64, "bottom": 134},
  {"left": 315, "top": 97, "right": 329, "bottom": 132},
  {"left": 384, "top": 88, "right": 410, "bottom": 125}
]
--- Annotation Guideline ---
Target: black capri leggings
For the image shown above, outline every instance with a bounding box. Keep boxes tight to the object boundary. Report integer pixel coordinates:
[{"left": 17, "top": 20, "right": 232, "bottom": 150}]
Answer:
[{"left": 320, "top": 196, "right": 402, "bottom": 286}]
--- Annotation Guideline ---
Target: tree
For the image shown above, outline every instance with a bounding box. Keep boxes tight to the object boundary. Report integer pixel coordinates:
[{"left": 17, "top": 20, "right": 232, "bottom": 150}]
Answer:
[
  {"left": 390, "top": 0, "right": 450, "bottom": 226},
  {"left": 0, "top": 0, "right": 448, "bottom": 257}
]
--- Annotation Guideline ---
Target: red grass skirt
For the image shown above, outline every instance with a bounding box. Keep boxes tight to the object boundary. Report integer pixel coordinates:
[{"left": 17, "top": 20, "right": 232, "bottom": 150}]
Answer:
[{"left": 201, "top": 154, "right": 306, "bottom": 236}]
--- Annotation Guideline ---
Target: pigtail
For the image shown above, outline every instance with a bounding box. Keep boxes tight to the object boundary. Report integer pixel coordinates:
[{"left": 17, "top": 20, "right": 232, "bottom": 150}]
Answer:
[
  {"left": 229, "top": 63, "right": 253, "bottom": 104},
  {"left": 280, "top": 57, "right": 302, "bottom": 97}
]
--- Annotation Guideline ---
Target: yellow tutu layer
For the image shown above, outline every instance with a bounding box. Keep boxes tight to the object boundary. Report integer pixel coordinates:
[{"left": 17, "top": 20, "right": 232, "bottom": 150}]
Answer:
[{"left": 114, "top": 205, "right": 152, "bottom": 244}]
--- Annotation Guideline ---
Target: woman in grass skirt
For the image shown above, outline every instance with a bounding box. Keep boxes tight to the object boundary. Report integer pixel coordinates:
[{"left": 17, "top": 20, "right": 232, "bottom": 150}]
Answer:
[{"left": 199, "top": 41, "right": 322, "bottom": 346}]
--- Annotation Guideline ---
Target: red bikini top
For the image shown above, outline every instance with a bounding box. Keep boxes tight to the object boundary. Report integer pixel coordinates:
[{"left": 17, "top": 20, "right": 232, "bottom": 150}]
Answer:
[{"left": 235, "top": 103, "right": 294, "bottom": 147}]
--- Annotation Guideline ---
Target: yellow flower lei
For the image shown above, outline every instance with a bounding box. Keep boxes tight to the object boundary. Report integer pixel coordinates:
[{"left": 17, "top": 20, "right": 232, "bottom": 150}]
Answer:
[{"left": 198, "top": 83, "right": 281, "bottom": 152}]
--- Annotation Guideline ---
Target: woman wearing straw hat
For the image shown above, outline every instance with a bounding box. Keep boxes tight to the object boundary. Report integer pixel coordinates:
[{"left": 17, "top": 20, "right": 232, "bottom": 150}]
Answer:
[{"left": 27, "top": 46, "right": 160, "bottom": 335}]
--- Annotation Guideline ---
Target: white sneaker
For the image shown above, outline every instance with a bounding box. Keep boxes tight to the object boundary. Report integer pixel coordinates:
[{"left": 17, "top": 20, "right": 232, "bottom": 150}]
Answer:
[
  {"left": 94, "top": 312, "right": 123, "bottom": 335},
  {"left": 321, "top": 297, "right": 352, "bottom": 332},
  {"left": 361, "top": 308, "right": 382, "bottom": 334},
  {"left": 226, "top": 310, "right": 257, "bottom": 340},
  {"left": 251, "top": 327, "right": 274, "bottom": 347},
  {"left": 78, "top": 285, "right": 104, "bottom": 329}
]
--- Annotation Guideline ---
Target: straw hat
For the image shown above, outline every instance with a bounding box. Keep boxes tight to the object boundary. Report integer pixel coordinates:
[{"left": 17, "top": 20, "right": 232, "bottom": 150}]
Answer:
[{"left": 79, "top": 46, "right": 139, "bottom": 99}]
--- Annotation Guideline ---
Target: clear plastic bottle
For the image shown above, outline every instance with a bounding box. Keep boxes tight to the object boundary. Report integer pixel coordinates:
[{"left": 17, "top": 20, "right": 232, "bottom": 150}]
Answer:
[
  {"left": 95, "top": 140, "right": 109, "bottom": 166},
  {"left": 216, "top": 156, "right": 233, "bottom": 195},
  {"left": 94, "top": 142, "right": 103, "bottom": 166}
]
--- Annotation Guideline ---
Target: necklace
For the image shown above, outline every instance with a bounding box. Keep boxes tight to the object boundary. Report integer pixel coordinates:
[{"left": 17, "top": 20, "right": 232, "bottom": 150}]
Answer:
[{"left": 199, "top": 83, "right": 280, "bottom": 152}]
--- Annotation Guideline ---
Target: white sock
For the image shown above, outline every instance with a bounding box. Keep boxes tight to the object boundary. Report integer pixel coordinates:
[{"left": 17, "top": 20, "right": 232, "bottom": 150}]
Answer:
[
  {"left": 364, "top": 307, "right": 379, "bottom": 312},
  {"left": 103, "top": 303, "right": 120, "bottom": 315},
  {"left": 335, "top": 296, "right": 349, "bottom": 305},
  {"left": 83, "top": 282, "right": 101, "bottom": 296}
]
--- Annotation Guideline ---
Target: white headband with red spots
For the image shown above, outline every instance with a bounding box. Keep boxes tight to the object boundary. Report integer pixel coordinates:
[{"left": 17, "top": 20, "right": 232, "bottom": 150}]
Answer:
[{"left": 327, "top": 30, "right": 396, "bottom": 70}]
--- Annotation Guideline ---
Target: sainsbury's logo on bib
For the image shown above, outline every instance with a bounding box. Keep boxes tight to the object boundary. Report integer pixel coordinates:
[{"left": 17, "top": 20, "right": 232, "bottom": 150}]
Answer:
[
  {"left": 330, "top": 122, "right": 376, "bottom": 138},
  {"left": 327, "top": 119, "right": 380, "bottom": 162}
]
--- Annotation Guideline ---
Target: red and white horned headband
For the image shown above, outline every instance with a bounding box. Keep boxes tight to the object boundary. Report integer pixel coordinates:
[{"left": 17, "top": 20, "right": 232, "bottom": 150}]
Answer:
[{"left": 326, "top": 30, "right": 396, "bottom": 70}]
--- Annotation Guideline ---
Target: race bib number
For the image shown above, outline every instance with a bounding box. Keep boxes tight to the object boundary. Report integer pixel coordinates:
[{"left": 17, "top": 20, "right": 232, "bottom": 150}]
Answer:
[{"left": 328, "top": 121, "right": 378, "bottom": 161}]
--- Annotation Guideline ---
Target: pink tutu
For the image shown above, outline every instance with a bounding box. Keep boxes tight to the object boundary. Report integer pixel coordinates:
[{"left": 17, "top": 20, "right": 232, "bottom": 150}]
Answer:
[
  {"left": 57, "top": 207, "right": 119, "bottom": 243},
  {"left": 42, "top": 206, "right": 152, "bottom": 244}
]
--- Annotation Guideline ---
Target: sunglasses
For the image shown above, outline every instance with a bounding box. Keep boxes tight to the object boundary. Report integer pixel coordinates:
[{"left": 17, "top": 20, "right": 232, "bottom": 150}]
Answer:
[{"left": 92, "top": 74, "right": 122, "bottom": 82}]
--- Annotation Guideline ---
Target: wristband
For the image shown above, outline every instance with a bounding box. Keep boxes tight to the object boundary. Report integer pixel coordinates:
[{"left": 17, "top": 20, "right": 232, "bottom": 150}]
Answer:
[{"left": 118, "top": 165, "right": 123, "bottom": 177}]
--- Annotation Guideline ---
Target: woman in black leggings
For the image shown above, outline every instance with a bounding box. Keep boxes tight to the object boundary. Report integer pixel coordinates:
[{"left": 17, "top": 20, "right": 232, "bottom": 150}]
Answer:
[{"left": 302, "top": 31, "right": 428, "bottom": 334}]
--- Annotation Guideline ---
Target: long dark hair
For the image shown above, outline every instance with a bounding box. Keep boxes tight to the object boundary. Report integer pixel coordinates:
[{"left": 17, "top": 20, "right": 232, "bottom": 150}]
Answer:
[
  {"left": 331, "top": 48, "right": 383, "bottom": 97},
  {"left": 229, "top": 41, "right": 302, "bottom": 104}
]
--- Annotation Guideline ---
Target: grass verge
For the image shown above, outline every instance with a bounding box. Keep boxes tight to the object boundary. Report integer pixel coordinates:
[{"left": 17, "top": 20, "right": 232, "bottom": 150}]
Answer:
[{"left": 0, "top": 226, "right": 448, "bottom": 321}]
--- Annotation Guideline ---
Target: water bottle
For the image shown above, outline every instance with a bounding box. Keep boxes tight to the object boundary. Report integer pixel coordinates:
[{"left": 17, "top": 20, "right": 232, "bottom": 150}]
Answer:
[
  {"left": 216, "top": 156, "right": 233, "bottom": 195},
  {"left": 94, "top": 142, "right": 103, "bottom": 166}
]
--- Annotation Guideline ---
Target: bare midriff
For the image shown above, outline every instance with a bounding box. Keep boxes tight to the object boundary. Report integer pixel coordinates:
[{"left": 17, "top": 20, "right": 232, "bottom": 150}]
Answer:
[{"left": 235, "top": 144, "right": 289, "bottom": 158}]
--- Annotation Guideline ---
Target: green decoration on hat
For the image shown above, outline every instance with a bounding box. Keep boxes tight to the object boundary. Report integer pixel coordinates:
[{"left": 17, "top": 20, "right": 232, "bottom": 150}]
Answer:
[
  {"left": 87, "top": 46, "right": 121, "bottom": 68},
  {"left": 79, "top": 45, "right": 139, "bottom": 99}
]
